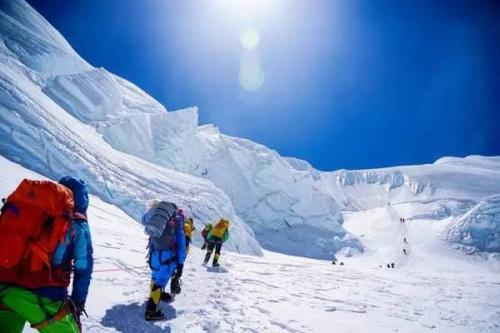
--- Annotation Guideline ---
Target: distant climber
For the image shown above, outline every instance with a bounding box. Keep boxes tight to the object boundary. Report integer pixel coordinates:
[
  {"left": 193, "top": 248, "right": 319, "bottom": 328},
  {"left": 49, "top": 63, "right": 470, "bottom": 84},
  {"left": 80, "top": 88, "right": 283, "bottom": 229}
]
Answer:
[
  {"left": 387, "top": 264, "right": 391, "bottom": 268},
  {"left": 0, "top": 177, "right": 93, "bottom": 332},
  {"left": 339, "top": 262, "right": 344, "bottom": 266},
  {"left": 391, "top": 263, "right": 395, "bottom": 269},
  {"left": 203, "top": 218, "right": 230, "bottom": 267},
  {"left": 332, "top": 260, "right": 337, "bottom": 265},
  {"left": 403, "top": 237, "right": 407, "bottom": 244},
  {"left": 184, "top": 217, "right": 195, "bottom": 254},
  {"left": 142, "top": 200, "right": 186, "bottom": 321},
  {"left": 403, "top": 248, "right": 408, "bottom": 255},
  {"left": 200, "top": 223, "right": 213, "bottom": 250}
]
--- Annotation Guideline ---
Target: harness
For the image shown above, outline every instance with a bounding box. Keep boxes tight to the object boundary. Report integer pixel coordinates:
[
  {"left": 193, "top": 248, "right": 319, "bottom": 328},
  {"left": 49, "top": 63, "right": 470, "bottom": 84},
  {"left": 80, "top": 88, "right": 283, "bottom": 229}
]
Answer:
[
  {"left": 148, "top": 251, "right": 178, "bottom": 271},
  {"left": 31, "top": 298, "right": 72, "bottom": 331},
  {"left": 0, "top": 286, "right": 74, "bottom": 331}
]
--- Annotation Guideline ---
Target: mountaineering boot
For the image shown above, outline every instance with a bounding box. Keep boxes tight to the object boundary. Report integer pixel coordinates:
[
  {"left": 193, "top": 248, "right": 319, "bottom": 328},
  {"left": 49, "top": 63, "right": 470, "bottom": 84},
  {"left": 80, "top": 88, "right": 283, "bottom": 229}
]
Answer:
[
  {"left": 201, "top": 242, "right": 207, "bottom": 250},
  {"left": 203, "top": 251, "right": 211, "bottom": 265},
  {"left": 160, "top": 291, "right": 175, "bottom": 303},
  {"left": 145, "top": 298, "right": 165, "bottom": 321},
  {"left": 212, "top": 253, "right": 220, "bottom": 267},
  {"left": 145, "top": 282, "right": 165, "bottom": 321}
]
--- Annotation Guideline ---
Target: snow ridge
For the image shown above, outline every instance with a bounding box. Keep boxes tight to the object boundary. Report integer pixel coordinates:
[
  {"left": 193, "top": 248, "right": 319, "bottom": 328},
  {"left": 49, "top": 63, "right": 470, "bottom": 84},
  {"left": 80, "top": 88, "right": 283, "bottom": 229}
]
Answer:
[
  {"left": 0, "top": 0, "right": 260, "bottom": 255},
  {"left": 0, "top": 0, "right": 361, "bottom": 259},
  {"left": 446, "top": 194, "right": 500, "bottom": 253}
]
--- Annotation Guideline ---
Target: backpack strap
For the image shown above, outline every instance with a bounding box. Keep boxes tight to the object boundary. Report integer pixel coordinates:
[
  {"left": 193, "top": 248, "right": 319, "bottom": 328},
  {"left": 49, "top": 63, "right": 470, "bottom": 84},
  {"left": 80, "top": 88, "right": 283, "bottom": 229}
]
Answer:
[{"left": 73, "top": 212, "right": 87, "bottom": 222}]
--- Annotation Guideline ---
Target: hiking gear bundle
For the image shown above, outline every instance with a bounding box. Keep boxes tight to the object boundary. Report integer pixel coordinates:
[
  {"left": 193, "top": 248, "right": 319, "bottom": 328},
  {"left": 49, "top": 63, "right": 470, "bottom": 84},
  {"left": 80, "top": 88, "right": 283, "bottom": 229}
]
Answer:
[
  {"left": 143, "top": 201, "right": 179, "bottom": 250},
  {"left": 0, "top": 179, "right": 77, "bottom": 289}
]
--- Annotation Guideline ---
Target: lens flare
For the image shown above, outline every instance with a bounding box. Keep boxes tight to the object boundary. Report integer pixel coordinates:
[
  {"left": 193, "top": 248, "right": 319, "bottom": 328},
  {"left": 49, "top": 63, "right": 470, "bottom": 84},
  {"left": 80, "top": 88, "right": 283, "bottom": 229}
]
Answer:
[
  {"left": 239, "top": 50, "right": 264, "bottom": 91},
  {"left": 240, "top": 27, "right": 260, "bottom": 50}
]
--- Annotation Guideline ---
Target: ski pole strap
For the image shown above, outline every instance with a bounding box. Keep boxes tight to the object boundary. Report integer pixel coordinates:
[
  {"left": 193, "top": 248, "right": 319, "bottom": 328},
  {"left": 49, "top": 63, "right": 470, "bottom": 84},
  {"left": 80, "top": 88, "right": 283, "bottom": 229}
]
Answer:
[{"left": 31, "top": 302, "right": 71, "bottom": 330}]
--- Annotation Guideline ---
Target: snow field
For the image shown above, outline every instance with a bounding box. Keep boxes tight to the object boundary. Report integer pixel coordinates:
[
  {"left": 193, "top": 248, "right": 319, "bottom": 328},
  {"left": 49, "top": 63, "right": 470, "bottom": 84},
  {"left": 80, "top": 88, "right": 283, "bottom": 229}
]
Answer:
[{"left": 1, "top": 157, "right": 498, "bottom": 333}]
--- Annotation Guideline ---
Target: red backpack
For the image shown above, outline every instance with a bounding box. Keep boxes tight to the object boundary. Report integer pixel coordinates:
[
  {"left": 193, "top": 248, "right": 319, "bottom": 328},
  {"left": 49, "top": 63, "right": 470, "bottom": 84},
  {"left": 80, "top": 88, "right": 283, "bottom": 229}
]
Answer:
[{"left": 0, "top": 179, "right": 75, "bottom": 289}]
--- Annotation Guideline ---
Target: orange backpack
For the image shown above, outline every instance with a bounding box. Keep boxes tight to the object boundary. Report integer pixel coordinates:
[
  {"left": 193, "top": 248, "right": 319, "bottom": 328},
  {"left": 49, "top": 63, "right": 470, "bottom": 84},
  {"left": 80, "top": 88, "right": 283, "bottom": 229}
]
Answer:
[{"left": 0, "top": 179, "right": 75, "bottom": 288}]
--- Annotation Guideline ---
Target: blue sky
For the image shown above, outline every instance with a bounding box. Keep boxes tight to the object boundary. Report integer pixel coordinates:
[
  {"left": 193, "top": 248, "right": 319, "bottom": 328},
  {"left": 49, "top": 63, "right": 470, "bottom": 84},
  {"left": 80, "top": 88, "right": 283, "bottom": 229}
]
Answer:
[{"left": 28, "top": 0, "right": 499, "bottom": 171}]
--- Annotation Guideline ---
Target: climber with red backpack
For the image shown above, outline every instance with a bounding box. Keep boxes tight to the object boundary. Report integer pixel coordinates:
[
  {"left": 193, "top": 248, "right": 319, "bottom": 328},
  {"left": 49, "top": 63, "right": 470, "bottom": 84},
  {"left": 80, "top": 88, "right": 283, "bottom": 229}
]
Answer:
[
  {"left": 142, "top": 199, "right": 186, "bottom": 321},
  {"left": 0, "top": 176, "right": 94, "bottom": 333}
]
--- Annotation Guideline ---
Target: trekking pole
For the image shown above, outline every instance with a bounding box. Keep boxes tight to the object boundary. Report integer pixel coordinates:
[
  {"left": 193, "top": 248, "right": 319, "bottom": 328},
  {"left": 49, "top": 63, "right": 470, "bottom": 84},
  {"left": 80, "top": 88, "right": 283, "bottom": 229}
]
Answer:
[{"left": 69, "top": 297, "right": 89, "bottom": 318}]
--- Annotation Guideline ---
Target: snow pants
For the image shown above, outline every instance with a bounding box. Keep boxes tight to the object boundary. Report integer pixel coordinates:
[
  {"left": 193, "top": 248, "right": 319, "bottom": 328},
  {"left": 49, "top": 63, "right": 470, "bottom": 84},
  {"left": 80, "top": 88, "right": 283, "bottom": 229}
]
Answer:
[
  {"left": 204, "top": 238, "right": 223, "bottom": 264},
  {"left": 0, "top": 285, "right": 79, "bottom": 333},
  {"left": 149, "top": 250, "right": 177, "bottom": 288},
  {"left": 185, "top": 236, "right": 191, "bottom": 253}
]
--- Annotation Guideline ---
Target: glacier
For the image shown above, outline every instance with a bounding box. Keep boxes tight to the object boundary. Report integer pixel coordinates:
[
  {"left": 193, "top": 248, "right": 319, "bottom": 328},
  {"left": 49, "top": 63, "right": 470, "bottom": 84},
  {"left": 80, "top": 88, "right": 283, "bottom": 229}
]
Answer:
[
  {"left": 0, "top": 0, "right": 360, "bottom": 259},
  {"left": 0, "top": 0, "right": 260, "bottom": 255},
  {"left": 1, "top": 0, "right": 500, "bottom": 259},
  {"left": 446, "top": 194, "right": 500, "bottom": 253},
  {"left": 1, "top": 156, "right": 499, "bottom": 333}
]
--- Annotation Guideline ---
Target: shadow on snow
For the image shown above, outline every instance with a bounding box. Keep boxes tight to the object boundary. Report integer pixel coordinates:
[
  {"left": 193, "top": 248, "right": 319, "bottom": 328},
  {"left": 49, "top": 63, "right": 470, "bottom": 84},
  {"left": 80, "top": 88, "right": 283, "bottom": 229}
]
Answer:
[
  {"left": 101, "top": 302, "right": 176, "bottom": 333},
  {"left": 206, "top": 266, "right": 229, "bottom": 273}
]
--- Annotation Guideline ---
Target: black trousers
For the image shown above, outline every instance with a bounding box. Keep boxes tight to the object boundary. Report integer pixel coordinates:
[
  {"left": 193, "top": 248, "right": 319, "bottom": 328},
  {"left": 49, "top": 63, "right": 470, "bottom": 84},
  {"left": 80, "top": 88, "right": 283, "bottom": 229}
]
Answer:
[{"left": 207, "top": 241, "right": 222, "bottom": 256}]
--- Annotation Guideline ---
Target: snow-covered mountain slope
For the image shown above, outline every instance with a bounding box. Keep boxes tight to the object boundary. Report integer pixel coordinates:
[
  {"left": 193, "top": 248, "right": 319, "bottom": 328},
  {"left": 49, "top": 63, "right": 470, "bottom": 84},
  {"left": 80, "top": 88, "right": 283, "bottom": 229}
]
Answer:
[
  {"left": 323, "top": 155, "right": 500, "bottom": 212},
  {"left": 0, "top": 0, "right": 90, "bottom": 75},
  {"left": 322, "top": 155, "right": 500, "bottom": 253},
  {"left": 446, "top": 194, "right": 500, "bottom": 253},
  {"left": 0, "top": 0, "right": 359, "bottom": 259},
  {"left": 1, "top": 0, "right": 498, "bottom": 260},
  {"left": 339, "top": 202, "right": 499, "bottom": 270},
  {"left": 1, "top": 158, "right": 498, "bottom": 333},
  {"left": 0, "top": 1, "right": 260, "bottom": 255},
  {"left": 41, "top": 65, "right": 356, "bottom": 258}
]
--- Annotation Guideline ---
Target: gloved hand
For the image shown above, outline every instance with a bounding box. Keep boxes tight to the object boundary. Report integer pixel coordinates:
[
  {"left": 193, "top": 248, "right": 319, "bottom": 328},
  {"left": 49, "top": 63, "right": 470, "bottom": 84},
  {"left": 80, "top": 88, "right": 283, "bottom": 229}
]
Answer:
[
  {"left": 175, "top": 263, "right": 184, "bottom": 278},
  {"left": 68, "top": 298, "right": 85, "bottom": 332}
]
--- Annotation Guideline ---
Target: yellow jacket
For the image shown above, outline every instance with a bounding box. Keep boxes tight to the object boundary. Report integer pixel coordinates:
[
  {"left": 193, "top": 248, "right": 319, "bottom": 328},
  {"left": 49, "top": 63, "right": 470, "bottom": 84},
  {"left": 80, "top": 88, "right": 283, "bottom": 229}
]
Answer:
[
  {"left": 209, "top": 218, "right": 230, "bottom": 240},
  {"left": 184, "top": 217, "right": 195, "bottom": 239}
]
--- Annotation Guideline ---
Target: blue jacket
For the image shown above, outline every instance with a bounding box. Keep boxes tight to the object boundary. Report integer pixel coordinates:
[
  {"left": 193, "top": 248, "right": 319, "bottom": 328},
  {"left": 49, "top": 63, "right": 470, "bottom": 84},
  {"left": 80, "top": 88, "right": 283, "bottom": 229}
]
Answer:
[{"left": 33, "top": 218, "right": 93, "bottom": 306}]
